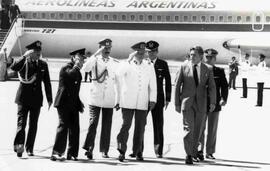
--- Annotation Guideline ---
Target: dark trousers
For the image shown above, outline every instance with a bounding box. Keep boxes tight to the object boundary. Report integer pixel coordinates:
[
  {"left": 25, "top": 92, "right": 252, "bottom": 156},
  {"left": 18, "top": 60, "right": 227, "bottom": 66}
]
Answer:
[
  {"left": 117, "top": 108, "right": 147, "bottom": 155},
  {"left": 151, "top": 105, "right": 164, "bottom": 155},
  {"left": 257, "top": 82, "right": 264, "bottom": 106},
  {"left": 13, "top": 105, "right": 41, "bottom": 153},
  {"left": 242, "top": 78, "right": 248, "bottom": 98},
  {"left": 52, "top": 107, "right": 80, "bottom": 157},
  {"left": 229, "top": 73, "right": 237, "bottom": 89},
  {"left": 83, "top": 105, "right": 113, "bottom": 153},
  {"left": 84, "top": 72, "right": 92, "bottom": 82}
]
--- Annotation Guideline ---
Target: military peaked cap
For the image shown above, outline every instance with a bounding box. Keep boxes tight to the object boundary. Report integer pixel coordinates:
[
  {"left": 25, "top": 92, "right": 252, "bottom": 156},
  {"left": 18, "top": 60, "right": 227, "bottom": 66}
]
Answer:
[
  {"left": 131, "top": 42, "right": 147, "bottom": 51},
  {"left": 204, "top": 48, "right": 218, "bottom": 57},
  {"left": 146, "top": 40, "right": 159, "bottom": 51},
  {"left": 26, "top": 41, "right": 42, "bottom": 51},
  {"left": 69, "top": 48, "right": 86, "bottom": 57},
  {"left": 99, "top": 38, "right": 112, "bottom": 47}
]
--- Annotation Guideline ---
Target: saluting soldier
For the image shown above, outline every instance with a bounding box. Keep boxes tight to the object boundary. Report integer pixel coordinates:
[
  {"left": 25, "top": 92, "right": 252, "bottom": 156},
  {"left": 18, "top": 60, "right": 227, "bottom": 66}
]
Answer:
[
  {"left": 240, "top": 53, "right": 251, "bottom": 98},
  {"left": 82, "top": 38, "right": 119, "bottom": 159},
  {"left": 50, "top": 48, "right": 86, "bottom": 161},
  {"left": 11, "top": 41, "right": 52, "bottom": 157},
  {"left": 198, "top": 49, "right": 228, "bottom": 160},
  {"left": 115, "top": 42, "right": 157, "bottom": 162}
]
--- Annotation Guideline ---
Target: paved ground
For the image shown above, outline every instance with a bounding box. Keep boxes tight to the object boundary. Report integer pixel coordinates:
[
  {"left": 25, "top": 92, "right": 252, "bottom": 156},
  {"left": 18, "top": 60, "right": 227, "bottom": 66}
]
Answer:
[{"left": 0, "top": 60, "right": 270, "bottom": 171}]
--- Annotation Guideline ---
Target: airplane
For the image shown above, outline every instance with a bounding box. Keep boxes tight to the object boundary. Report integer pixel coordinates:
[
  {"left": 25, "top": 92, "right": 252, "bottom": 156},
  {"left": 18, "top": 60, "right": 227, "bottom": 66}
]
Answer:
[{"left": 2, "top": 0, "right": 270, "bottom": 66}]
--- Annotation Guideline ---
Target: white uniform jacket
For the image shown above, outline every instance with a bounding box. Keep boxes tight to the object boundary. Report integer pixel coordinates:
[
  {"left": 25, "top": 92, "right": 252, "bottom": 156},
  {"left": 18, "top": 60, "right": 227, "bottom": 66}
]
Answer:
[
  {"left": 116, "top": 59, "right": 157, "bottom": 110},
  {"left": 82, "top": 55, "right": 118, "bottom": 108}
]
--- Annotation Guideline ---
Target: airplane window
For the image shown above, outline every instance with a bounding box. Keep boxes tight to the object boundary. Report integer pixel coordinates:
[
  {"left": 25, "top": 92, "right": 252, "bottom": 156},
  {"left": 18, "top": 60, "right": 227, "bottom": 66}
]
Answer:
[
  {"left": 77, "top": 13, "right": 82, "bottom": 20},
  {"left": 174, "top": 16, "right": 179, "bottom": 22},
  {"left": 41, "top": 13, "right": 46, "bottom": 19},
  {"left": 228, "top": 16, "right": 233, "bottom": 22},
  {"left": 237, "top": 16, "right": 242, "bottom": 22},
  {"left": 266, "top": 16, "right": 270, "bottom": 22},
  {"left": 104, "top": 14, "right": 109, "bottom": 21},
  {"left": 86, "top": 14, "right": 91, "bottom": 20},
  {"left": 166, "top": 16, "right": 171, "bottom": 22},
  {"left": 201, "top": 16, "right": 206, "bottom": 22},
  {"left": 130, "top": 15, "right": 136, "bottom": 21},
  {"left": 51, "top": 13, "right": 56, "bottom": 19},
  {"left": 210, "top": 16, "right": 215, "bottom": 22},
  {"left": 95, "top": 14, "right": 100, "bottom": 20},
  {"left": 122, "top": 15, "right": 127, "bottom": 21},
  {"left": 113, "top": 14, "right": 117, "bottom": 21},
  {"left": 219, "top": 16, "right": 224, "bottom": 22},
  {"left": 139, "top": 15, "right": 144, "bottom": 21},
  {"left": 256, "top": 16, "right": 261, "bottom": 22},
  {"left": 246, "top": 16, "right": 251, "bottom": 22},
  {"left": 148, "top": 15, "right": 153, "bottom": 21},
  {"left": 68, "top": 13, "right": 73, "bottom": 20},
  {"left": 33, "top": 13, "right": 37, "bottom": 19},
  {"left": 183, "top": 16, "right": 188, "bottom": 22},
  {"left": 157, "top": 15, "right": 162, "bottom": 21},
  {"left": 59, "top": 13, "right": 64, "bottom": 19},
  {"left": 192, "top": 16, "right": 197, "bottom": 22}
]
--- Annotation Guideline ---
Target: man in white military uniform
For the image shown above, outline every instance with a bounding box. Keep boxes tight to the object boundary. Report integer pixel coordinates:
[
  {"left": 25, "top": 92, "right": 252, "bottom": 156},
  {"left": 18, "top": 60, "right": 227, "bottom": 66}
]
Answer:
[
  {"left": 82, "top": 38, "right": 118, "bottom": 159},
  {"left": 240, "top": 53, "right": 252, "bottom": 98},
  {"left": 116, "top": 42, "right": 157, "bottom": 162}
]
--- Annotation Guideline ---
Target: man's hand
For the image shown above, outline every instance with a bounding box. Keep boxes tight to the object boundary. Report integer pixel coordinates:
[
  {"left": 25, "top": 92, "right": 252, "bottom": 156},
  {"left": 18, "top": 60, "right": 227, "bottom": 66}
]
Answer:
[
  {"left": 94, "top": 46, "right": 105, "bottom": 57},
  {"left": 209, "top": 104, "right": 216, "bottom": 112},
  {"left": 48, "top": 101, "right": 52, "bottom": 110},
  {"left": 219, "top": 99, "right": 226, "bottom": 106},
  {"left": 175, "top": 105, "right": 181, "bottom": 113},
  {"left": 23, "top": 50, "right": 34, "bottom": 59},
  {"left": 149, "top": 101, "right": 156, "bottom": 111},
  {"left": 165, "top": 101, "right": 170, "bottom": 110}
]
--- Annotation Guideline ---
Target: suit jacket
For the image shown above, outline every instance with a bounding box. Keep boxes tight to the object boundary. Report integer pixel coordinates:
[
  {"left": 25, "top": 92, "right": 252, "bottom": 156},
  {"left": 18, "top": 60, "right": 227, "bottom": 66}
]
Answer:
[
  {"left": 154, "top": 58, "right": 172, "bottom": 107},
  {"left": 228, "top": 61, "right": 239, "bottom": 76},
  {"left": 54, "top": 62, "right": 83, "bottom": 111},
  {"left": 10, "top": 56, "right": 52, "bottom": 107},
  {"left": 207, "top": 66, "right": 228, "bottom": 112},
  {"left": 175, "top": 61, "right": 216, "bottom": 113}
]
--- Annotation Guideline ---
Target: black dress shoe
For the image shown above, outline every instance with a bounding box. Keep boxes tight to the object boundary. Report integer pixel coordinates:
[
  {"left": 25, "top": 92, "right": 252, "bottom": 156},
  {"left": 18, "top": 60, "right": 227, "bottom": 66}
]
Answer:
[
  {"left": 50, "top": 154, "right": 65, "bottom": 161},
  {"left": 27, "top": 151, "right": 34, "bottom": 156},
  {"left": 197, "top": 151, "right": 204, "bottom": 161},
  {"left": 136, "top": 152, "right": 144, "bottom": 161},
  {"left": 17, "top": 152, "right": 22, "bottom": 158},
  {"left": 85, "top": 151, "right": 93, "bottom": 160},
  {"left": 185, "top": 155, "right": 193, "bottom": 165},
  {"left": 101, "top": 152, "right": 109, "bottom": 158},
  {"left": 129, "top": 153, "right": 136, "bottom": 158},
  {"left": 118, "top": 154, "right": 125, "bottom": 162},
  {"left": 192, "top": 156, "right": 200, "bottom": 162},
  {"left": 50, "top": 155, "right": 57, "bottom": 161},
  {"left": 67, "top": 155, "right": 78, "bottom": 161},
  {"left": 156, "top": 154, "right": 163, "bottom": 158},
  {"left": 206, "top": 154, "right": 215, "bottom": 159}
]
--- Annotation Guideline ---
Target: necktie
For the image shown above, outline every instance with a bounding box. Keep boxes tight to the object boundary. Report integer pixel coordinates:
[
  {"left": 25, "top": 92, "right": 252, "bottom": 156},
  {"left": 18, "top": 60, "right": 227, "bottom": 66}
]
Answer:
[{"left": 193, "top": 64, "right": 198, "bottom": 87}]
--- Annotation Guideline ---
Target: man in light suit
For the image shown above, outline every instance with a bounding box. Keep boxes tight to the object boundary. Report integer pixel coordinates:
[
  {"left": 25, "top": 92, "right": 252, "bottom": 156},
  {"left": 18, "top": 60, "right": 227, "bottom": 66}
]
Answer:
[
  {"left": 115, "top": 42, "right": 157, "bottom": 162},
  {"left": 174, "top": 46, "right": 216, "bottom": 165}
]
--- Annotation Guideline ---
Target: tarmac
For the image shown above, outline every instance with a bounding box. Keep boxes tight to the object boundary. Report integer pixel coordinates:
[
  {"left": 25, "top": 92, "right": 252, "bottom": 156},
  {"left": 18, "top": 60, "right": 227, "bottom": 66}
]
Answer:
[{"left": 1, "top": 60, "right": 270, "bottom": 171}]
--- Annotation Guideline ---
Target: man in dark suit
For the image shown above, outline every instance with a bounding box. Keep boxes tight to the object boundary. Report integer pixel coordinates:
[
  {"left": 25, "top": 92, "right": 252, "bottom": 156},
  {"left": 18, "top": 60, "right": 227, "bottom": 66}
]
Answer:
[
  {"left": 11, "top": 41, "right": 52, "bottom": 157},
  {"left": 174, "top": 46, "right": 216, "bottom": 165},
  {"left": 197, "top": 49, "right": 228, "bottom": 160},
  {"left": 51, "top": 48, "right": 85, "bottom": 161}
]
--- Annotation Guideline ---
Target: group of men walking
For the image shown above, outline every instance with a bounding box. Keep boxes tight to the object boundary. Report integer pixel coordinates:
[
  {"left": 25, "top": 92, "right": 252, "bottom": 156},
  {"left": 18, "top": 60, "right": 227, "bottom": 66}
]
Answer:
[{"left": 10, "top": 39, "right": 175, "bottom": 163}]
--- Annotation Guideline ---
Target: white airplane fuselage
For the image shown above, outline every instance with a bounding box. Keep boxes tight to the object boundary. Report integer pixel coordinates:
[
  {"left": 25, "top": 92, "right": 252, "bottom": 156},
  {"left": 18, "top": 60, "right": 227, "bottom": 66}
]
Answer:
[{"left": 9, "top": 0, "right": 270, "bottom": 65}]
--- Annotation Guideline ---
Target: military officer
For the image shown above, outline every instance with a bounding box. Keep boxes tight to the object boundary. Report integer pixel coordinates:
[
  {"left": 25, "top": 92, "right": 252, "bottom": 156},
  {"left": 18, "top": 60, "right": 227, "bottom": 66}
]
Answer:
[
  {"left": 51, "top": 48, "right": 86, "bottom": 161},
  {"left": 115, "top": 42, "right": 157, "bottom": 162},
  {"left": 240, "top": 53, "right": 251, "bottom": 98},
  {"left": 10, "top": 41, "right": 52, "bottom": 157},
  {"left": 228, "top": 56, "right": 239, "bottom": 89},
  {"left": 198, "top": 49, "right": 228, "bottom": 160},
  {"left": 256, "top": 54, "right": 267, "bottom": 106},
  {"left": 82, "top": 38, "right": 119, "bottom": 159}
]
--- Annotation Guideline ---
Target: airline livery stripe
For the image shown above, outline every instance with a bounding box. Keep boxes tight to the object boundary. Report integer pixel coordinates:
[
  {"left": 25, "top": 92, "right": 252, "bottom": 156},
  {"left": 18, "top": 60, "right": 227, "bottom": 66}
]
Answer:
[{"left": 24, "top": 20, "right": 270, "bottom": 32}]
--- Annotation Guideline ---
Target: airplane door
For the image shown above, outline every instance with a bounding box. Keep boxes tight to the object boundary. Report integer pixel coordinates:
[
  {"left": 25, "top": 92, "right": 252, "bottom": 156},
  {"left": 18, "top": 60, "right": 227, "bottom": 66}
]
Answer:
[{"left": 252, "top": 12, "right": 264, "bottom": 31}]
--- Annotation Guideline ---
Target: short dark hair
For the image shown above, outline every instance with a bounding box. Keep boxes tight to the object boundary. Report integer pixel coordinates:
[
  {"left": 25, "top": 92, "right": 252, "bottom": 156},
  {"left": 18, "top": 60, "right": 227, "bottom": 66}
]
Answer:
[{"left": 190, "top": 46, "right": 204, "bottom": 55}]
